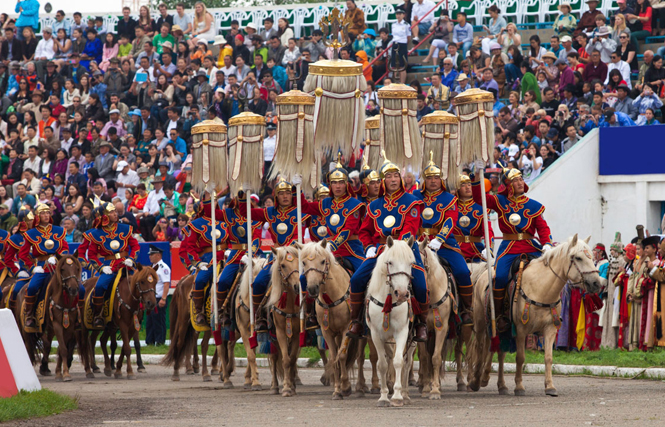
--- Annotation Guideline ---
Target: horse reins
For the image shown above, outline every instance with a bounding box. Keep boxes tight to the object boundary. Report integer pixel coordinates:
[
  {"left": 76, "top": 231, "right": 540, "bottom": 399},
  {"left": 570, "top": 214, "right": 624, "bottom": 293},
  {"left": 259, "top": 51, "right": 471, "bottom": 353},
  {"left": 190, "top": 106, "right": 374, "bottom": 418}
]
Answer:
[
  {"left": 548, "top": 255, "right": 599, "bottom": 287},
  {"left": 117, "top": 272, "right": 156, "bottom": 315}
]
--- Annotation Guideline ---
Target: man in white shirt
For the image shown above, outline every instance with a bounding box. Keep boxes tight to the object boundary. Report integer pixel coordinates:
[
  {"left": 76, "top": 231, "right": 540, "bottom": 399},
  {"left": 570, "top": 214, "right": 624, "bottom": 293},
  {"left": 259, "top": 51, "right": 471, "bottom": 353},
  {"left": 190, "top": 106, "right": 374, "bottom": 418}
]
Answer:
[
  {"left": 263, "top": 122, "right": 276, "bottom": 179},
  {"left": 219, "top": 55, "right": 236, "bottom": 85},
  {"left": 139, "top": 178, "right": 165, "bottom": 240},
  {"left": 146, "top": 244, "right": 171, "bottom": 346},
  {"left": 34, "top": 26, "right": 56, "bottom": 81},
  {"left": 605, "top": 51, "right": 632, "bottom": 89},
  {"left": 115, "top": 161, "right": 139, "bottom": 203},
  {"left": 557, "top": 35, "right": 576, "bottom": 64},
  {"left": 391, "top": 8, "right": 411, "bottom": 84},
  {"left": 23, "top": 146, "right": 41, "bottom": 175},
  {"left": 411, "top": 0, "right": 436, "bottom": 43}
]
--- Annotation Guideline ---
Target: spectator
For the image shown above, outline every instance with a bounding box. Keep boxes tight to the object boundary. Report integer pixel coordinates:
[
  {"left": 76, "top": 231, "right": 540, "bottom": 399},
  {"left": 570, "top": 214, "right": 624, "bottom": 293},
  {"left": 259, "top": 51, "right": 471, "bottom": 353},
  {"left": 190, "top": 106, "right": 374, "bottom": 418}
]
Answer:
[
  {"left": 0, "top": 203, "right": 18, "bottom": 232},
  {"left": 633, "top": 85, "right": 663, "bottom": 124},
  {"left": 11, "top": 182, "right": 36, "bottom": 215},
  {"left": 554, "top": 3, "right": 577, "bottom": 38},
  {"left": 14, "top": 0, "right": 40, "bottom": 41},
  {"left": 345, "top": 0, "right": 367, "bottom": 37},
  {"left": 613, "top": 84, "right": 638, "bottom": 120},
  {"left": 643, "top": 54, "right": 665, "bottom": 96},
  {"left": 583, "top": 50, "right": 608, "bottom": 83},
  {"left": 145, "top": 244, "right": 170, "bottom": 346},
  {"left": 600, "top": 107, "right": 637, "bottom": 127},
  {"left": 576, "top": 0, "right": 602, "bottom": 36},
  {"left": 62, "top": 217, "right": 82, "bottom": 243},
  {"left": 518, "top": 142, "right": 543, "bottom": 184},
  {"left": 138, "top": 177, "right": 165, "bottom": 240},
  {"left": 626, "top": 0, "right": 653, "bottom": 41},
  {"left": 557, "top": 58, "right": 575, "bottom": 99},
  {"left": 76, "top": 202, "right": 94, "bottom": 232},
  {"left": 587, "top": 26, "right": 616, "bottom": 64},
  {"left": 452, "top": 12, "right": 473, "bottom": 57},
  {"left": 540, "top": 143, "right": 559, "bottom": 169},
  {"left": 427, "top": 73, "right": 450, "bottom": 110},
  {"left": 606, "top": 51, "right": 632, "bottom": 89}
]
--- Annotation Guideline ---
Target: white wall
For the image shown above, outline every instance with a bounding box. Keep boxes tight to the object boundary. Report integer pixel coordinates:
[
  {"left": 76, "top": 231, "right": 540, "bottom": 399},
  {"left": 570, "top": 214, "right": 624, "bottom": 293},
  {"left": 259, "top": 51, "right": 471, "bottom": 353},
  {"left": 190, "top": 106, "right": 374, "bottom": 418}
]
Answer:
[{"left": 527, "top": 128, "right": 665, "bottom": 247}]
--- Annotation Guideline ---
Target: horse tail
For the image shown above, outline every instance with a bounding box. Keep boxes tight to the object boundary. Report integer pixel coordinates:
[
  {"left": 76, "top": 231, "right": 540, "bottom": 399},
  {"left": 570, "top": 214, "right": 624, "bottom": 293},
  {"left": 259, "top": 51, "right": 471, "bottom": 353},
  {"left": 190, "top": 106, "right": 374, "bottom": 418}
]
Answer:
[
  {"left": 466, "top": 327, "right": 488, "bottom": 392},
  {"left": 76, "top": 328, "right": 91, "bottom": 369},
  {"left": 24, "top": 332, "right": 43, "bottom": 366},
  {"left": 161, "top": 288, "right": 195, "bottom": 367}
]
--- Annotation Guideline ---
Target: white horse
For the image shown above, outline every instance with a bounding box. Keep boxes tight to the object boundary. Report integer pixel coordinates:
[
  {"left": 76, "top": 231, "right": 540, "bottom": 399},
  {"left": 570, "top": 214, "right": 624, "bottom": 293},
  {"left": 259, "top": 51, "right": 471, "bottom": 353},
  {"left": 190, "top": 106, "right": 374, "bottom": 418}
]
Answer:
[
  {"left": 468, "top": 234, "right": 603, "bottom": 396},
  {"left": 366, "top": 236, "right": 417, "bottom": 407}
]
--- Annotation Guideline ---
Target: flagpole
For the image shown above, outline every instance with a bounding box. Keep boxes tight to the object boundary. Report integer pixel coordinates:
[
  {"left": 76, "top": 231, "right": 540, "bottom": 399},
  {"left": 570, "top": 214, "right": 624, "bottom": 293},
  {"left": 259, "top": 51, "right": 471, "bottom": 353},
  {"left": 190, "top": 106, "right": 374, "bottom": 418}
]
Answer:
[
  {"left": 211, "top": 188, "right": 218, "bottom": 330},
  {"left": 478, "top": 169, "right": 496, "bottom": 339},
  {"left": 246, "top": 188, "right": 255, "bottom": 339},
  {"left": 296, "top": 182, "right": 305, "bottom": 346}
]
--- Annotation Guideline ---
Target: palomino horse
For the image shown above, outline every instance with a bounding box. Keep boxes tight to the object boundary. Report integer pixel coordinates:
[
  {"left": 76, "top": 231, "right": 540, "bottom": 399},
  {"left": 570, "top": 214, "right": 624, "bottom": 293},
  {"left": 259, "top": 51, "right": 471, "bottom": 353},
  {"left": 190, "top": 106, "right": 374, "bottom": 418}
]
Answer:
[
  {"left": 468, "top": 235, "right": 602, "bottom": 396},
  {"left": 11, "top": 254, "right": 87, "bottom": 380},
  {"left": 162, "top": 273, "right": 221, "bottom": 382},
  {"left": 417, "top": 242, "right": 454, "bottom": 399},
  {"left": 366, "top": 236, "right": 418, "bottom": 407},
  {"left": 268, "top": 245, "right": 302, "bottom": 397},
  {"left": 82, "top": 265, "right": 157, "bottom": 380},
  {"left": 301, "top": 240, "right": 358, "bottom": 400}
]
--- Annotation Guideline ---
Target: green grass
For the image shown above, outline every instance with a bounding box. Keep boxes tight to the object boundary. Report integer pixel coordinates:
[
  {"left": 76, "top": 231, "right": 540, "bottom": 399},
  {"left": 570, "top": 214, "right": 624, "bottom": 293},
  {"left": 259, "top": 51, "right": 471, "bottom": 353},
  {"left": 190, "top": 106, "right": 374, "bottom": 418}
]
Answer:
[
  {"left": 494, "top": 348, "right": 665, "bottom": 368},
  {"left": 0, "top": 389, "right": 78, "bottom": 423}
]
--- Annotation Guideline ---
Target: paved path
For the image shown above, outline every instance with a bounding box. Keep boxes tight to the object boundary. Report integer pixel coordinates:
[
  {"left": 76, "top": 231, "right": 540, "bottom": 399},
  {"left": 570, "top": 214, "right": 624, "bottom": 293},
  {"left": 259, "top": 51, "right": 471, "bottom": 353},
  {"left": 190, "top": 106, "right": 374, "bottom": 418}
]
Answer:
[{"left": 8, "top": 365, "right": 664, "bottom": 426}]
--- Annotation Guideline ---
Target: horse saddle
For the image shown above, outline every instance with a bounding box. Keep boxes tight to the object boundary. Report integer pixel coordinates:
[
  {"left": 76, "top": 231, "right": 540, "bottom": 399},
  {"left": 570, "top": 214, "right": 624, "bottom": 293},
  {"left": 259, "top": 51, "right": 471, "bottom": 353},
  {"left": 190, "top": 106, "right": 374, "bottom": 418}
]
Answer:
[
  {"left": 507, "top": 254, "right": 538, "bottom": 285},
  {"left": 83, "top": 271, "right": 124, "bottom": 330},
  {"left": 21, "top": 282, "right": 51, "bottom": 334},
  {"left": 335, "top": 256, "right": 355, "bottom": 276}
]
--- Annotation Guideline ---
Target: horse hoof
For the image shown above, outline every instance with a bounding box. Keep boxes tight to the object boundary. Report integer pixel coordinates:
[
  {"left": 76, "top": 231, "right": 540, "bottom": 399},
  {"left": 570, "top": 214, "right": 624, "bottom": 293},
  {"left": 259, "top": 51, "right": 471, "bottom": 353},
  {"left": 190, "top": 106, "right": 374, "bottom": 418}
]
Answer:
[
  {"left": 390, "top": 398, "right": 404, "bottom": 407},
  {"left": 40, "top": 369, "right": 52, "bottom": 377},
  {"left": 86, "top": 373, "right": 95, "bottom": 379},
  {"left": 193, "top": 367, "right": 200, "bottom": 374},
  {"left": 409, "top": 379, "right": 418, "bottom": 387},
  {"left": 127, "top": 374, "right": 136, "bottom": 380},
  {"left": 481, "top": 379, "right": 490, "bottom": 387},
  {"left": 104, "top": 369, "right": 113, "bottom": 377},
  {"left": 222, "top": 381, "right": 234, "bottom": 389},
  {"left": 93, "top": 367, "right": 101, "bottom": 374},
  {"left": 137, "top": 367, "right": 146, "bottom": 373},
  {"left": 342, "top": 387, "right": 352, "bottom": 397},
  {"left": 186, "top": 369, "right": 195, "bottom": 375},
  {"left": 251, "top": 384, "right": 262, "bottom": 391},
  {"left": 114, "top": 373, "right": 122, "bottom": 379},
  {"left": 295, "top": 378, "right": 303, "bottom": 386},
  {"left": 332, "top": 393, "right": 343, "bottom": 400},
  {"left": 355, "top": 390, "right": 365, "bottom": 398},
  {"left": 271, "top": 388, "right": 279, "bottom": 395},
  {"left": 320, "top": 376, "right": 331, "bottom": 386},
  {"left": 418, "top": 385, "right": 424, "bottom": 393},
  {"left": 468, "top": 381, "right": 480, "bottom": 392},
  {"left": 545, "top": 388, "right": 558, "bottom": 397},
  {"left": 244, "top": 383, "right": 251, "bottom": 390},
  {"left": 282, "top": 389, "right": 295, "bottom": 397},
  {"left": 370, "top": 387, "right": 381, "bottom": 395},
  {"left": 376, "top": 400, "right": 390, "bottom": 407},
  {"left": 457, "top": 383, "right": 467, "bottom": 392},
  {"left": 211, "top": 369, "right": 220, "bottom": 375},
  {"left": 55, "top": 375, "right": 63, "bottom": 382},
  {"left": 360, "top": 385, "right": 370, "bottom": 394},
  {"left": 498, "top": 387, "right": 509, "bottom": 396},
  {"left": 515, "top": 389, "right": 526, "bottom": 396},
  {"left": 171, "top": 375, "right": 180, "bottom": 382},
  {"left": 63, "top": 375, "right": 72, "bottom": 382},
  {"left": 429, "top": 393, "right": 441, "bottom": 400},
  {"left": 203, "top": 375, "right": 212, "bottom": 382}
]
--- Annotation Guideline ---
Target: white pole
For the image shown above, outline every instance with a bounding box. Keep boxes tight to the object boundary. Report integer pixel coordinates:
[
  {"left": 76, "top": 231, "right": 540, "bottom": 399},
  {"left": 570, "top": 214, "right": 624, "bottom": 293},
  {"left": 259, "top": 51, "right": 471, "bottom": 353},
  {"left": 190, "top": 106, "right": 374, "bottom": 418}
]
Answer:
[
  {"left": 479, "top": 170, "right": 496, "bottom": 338},
  {"left": 211, "top": 188, "right": 218, "bottom": 330},
  {"left": 246, "top": 188, "right": 255, "bottom": 336},
  {"left": 296, "top": 183, "right": 305, "bottom": 336}
]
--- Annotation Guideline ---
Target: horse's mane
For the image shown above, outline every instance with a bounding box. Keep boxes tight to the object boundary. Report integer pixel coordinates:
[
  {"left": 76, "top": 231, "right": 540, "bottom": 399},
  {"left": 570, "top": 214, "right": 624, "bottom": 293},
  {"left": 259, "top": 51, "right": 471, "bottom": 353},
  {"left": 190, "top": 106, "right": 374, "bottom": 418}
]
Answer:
[
  {"left": 239, "top": 257, "right": 268, "bottom": 302},
  {"left": 51, "top": 254, "right": 82, "bottom": 293},
  {"left": 301, "top": 242, "right": 336, "bottom": 267},
  {"left": 268, "top": 246, "right": 300, "bottom": 307},
  {"left": 366, "top": 240, "right": 415, "bottom": 296},
  {"left": 534, "top": 236, "right": 579, "bottom": 267},
  {"left": 131, "top": 265, "right": 158, "bottom": 287}
]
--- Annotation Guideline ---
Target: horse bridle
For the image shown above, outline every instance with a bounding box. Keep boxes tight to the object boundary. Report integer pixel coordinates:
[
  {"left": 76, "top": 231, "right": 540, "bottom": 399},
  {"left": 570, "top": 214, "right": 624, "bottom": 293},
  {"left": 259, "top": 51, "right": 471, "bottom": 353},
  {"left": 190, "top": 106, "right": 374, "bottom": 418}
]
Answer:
[
  {"left": 548, "top": 255, "right": 599, "bottom": 287},
  {"left": 385, "top": 261, "right": 413, "bottom": 295},
  {"left": 303, "top": 257, "right": 330, "bottom": 289},
  {"left": 117, "top": 271, "right": 156, "bottom": 315}
]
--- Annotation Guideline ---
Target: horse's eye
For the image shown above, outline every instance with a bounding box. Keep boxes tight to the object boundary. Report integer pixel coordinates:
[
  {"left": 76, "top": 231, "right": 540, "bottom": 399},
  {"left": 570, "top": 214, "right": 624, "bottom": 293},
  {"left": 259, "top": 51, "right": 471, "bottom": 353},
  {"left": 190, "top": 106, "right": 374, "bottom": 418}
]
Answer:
[
  {"left": 281, "top": 264, "right": 285, "bottom": 269},
  {"left": 576, "top": 256, "right": 582, "bottom": 261},
  {"left": 321, "top": 260, "right": 325, "bottom": 265}
]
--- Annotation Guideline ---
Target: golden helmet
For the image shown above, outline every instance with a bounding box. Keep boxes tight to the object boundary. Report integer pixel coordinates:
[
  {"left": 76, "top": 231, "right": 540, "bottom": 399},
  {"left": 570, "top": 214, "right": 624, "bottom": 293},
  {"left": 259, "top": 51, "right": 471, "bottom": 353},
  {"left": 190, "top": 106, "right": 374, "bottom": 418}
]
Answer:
[
  {"left": 422, "top": 151, "right": 442, "bottom": 178},
  {"left": 379, "top": 150, "right": 401, "bottom": 179},
  {"left": 315, "top": 184, "right": 330, "bottom": 199},
  {"left": 34, "top": 203, "right": 51, "bottom": 215},
  {"left": 459, "top": 174, "right": 472, "bottom": 186},
  {"left": 274, "top": 176, "right": 293, "bottom": 193},
  {"left": 328, "top": 154, "right": 349, "bottom": 183},
  {"left": 502, "top": 167, "right": 522, "bottom": 184}
]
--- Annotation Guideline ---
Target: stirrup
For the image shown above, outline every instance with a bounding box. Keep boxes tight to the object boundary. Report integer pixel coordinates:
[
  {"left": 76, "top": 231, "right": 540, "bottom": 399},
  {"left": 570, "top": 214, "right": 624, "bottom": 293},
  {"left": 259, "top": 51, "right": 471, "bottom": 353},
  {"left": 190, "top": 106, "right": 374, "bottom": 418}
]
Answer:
[
  {"left": 93, "top": 316, "right": 105, "bottom": 328},
  {"left": 346, "top": 320, "right": 364, "bottom": 339}
]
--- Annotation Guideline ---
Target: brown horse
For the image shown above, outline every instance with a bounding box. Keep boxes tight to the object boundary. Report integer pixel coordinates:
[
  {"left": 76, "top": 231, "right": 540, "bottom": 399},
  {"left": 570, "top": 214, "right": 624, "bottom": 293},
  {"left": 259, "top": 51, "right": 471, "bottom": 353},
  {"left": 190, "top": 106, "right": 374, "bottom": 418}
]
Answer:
[
  {"left": 0, "top": 276, "right": 16, "bottom": 309},
  {"left": 82, "top": 265, "right": 157, "bottom": 380},
  {"left": 162, "top": 273, "right": 222, "bottom": 382},
  {"left": 11, "top": 254, "right": 87, "bottom": 381}
]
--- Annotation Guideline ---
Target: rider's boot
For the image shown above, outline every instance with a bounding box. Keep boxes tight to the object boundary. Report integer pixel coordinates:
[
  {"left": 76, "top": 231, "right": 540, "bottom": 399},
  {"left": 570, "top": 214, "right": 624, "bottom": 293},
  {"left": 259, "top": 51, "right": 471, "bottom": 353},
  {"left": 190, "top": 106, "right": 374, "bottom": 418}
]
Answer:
[
  {"left": 414, "top": 302, "right": 430, "bottom": 342},
  {"left": 346, "top": 291, "right": 365, "bottom": 338},
  {"left": 23, "top": 294, "right": 37, "bottom": 328},
  {"left": 92, "top": 296, "right": 105, "bottom": 328},
  {"left": 493, "top": 287, "right": 509, "bottom": 333},
  {"left": 216, "top": 290, "right": 230, "bottom": 327},
  {"left": 8, "top": 296, "right": 16, "bottom": 312},
  {"left": 305, "top": 295, "right": 319, "bottom": 330},
  {"left": 460, "top": 289, "right": 474, "bottom": 325},
  {"left": 191, "top": 289, "right": 206, "bottom": 326},
  {"left": 253, "top": 294, "right": 268, "bottom": 332}
]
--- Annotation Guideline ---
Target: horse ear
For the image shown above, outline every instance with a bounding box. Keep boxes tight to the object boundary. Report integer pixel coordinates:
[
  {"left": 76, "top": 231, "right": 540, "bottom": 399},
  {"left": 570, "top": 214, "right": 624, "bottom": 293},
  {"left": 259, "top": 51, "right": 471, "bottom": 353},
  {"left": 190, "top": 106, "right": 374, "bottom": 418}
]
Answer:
[
  {"left": 418, "top": 238, "right": 427, "bottom": 252},
  {"left": 320, "top": 238, "right": 327, "bottom": 248},
  {"left": 386, "top": 236, "right": 394, "bottom": 248},
  {"left": 72, "top": 249, "right": 79, "bottom": 259},
  {"left": 407, "top": 236, "right": 415, "bottom": 247},
  {"left": 570, "top": 233, "right": 578, "bottom": 249},
  {"left": 136, "top": 263, "right": 143, "bottom": 272},
  {"left": 271, "top": 247, "right": 278, "bottom": 255},
  {"left": 56, "top": 253, "right": 62, "bottom": 260},
  {"left": 294, "top": 242, "right": 303, "bottom": 250},
  {"left": 584, "top": 235, "right": 591, "bottom": 244}
]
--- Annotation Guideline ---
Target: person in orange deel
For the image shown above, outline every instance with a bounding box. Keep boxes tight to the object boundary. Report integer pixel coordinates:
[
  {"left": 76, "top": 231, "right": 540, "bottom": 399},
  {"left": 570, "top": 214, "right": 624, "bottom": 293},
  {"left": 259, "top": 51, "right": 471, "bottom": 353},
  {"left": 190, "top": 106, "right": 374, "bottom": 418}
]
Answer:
[{"left": 356, "top": 50, "right": 373, "bottom": 83}]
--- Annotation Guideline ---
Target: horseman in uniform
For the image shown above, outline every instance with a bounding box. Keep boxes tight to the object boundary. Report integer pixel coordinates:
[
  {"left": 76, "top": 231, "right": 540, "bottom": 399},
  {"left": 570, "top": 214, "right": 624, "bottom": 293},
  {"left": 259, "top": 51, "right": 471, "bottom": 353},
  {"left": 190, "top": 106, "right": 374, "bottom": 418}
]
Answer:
[
  {"left": 298, "top": 160, "right": 366, "bottom": 328},
  {"left": 240, "top": 177, "right": 310, "bottom": 332},
  {"left": 3, "top": 208, "right": 34, "bottom": 311},
  {"left": 82, "top": 201, "right": 140, "bottom": 328},
  {"left": 347, "top": 156, "right": 429, "bottom": 342},
  {"left": 179, "top": 195, "right": 229, "bottom": 327},
  {"left": 358, "top": 165, "right": 381, "bottom": 205},
  {"left": 308, "top": 185, "right": 331, "bottom": 243},
  {"left": 452, "top": 174, "right": 494, "bottom": 322},
  {"left": 217, "top": 192, "right": 263, "bottom": 325},
  {"left": 472, "top": 165, "right": 553, "bottom": 331},
  {"left": 19, "top": 204, "right": 69, "bottom": 328},
  {"left": 414, "top": 157, "right": 474, "bottom": 324}
]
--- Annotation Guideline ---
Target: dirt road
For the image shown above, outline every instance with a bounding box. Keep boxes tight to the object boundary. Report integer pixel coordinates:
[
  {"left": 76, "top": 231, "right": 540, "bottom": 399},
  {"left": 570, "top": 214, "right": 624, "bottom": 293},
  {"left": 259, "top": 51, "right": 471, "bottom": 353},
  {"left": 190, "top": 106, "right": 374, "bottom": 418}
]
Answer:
[{"left": 7, "top": 364, "right": 664, "bottom": 426}]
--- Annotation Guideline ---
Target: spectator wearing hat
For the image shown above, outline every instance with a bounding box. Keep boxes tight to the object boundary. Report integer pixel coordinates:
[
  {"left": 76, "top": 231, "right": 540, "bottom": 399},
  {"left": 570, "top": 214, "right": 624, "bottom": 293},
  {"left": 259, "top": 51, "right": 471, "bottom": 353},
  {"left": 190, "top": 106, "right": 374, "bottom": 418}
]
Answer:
[
  {"left": 116, "top": 160, "right": 139, "bottom": 203},
  {"left": 613, "top": 84, "right": 638, "bottom": 120},
  {"left": 391, "top": 7, "right": 411, "bottom": 84},
  {"left": 303, "top": 30, "right": 326, "bottom": 62},
  {"left": 576, "top": 0, "right": 602, "bottom": 36},
  {"left": 14, "top": 0, "right": 40, "bottom": 41},
  {"left": 138, "top": 177, "right": 166, "bottom": 240},
  {"left": 557, "top": 35, "right": 576, "bottom": 64},
  {"left": 95, "top": 141, "right": 116, "bottom": 184},
  {"left": 264, "top": 122, "right": 277, "bottom": 177},
  {"left": 633, "top": 85, "right": 663, "bottom": 125},
  {"left": 587, "top": 26, "right": 616, "bottom": 64},
  {"left": 33, "top": 26, "right": 54, "bottom": 79},
  {"left": 146, "top": 244, "right": 171, "bottom": 346},
  {"left": 353, "top": 28, "right": 377, "bottom": 60},
  {"left": 137, "top": 166, "right": 153, "bottom": 192},
  {"left": 606, "top": 50, "right": 632, "bottom": 89},
  {"left": 554, "top": 3, "right": 577, "bottom": 38},
  {"left": 454, "top": 72, "right": 472, "bottom": 93}
]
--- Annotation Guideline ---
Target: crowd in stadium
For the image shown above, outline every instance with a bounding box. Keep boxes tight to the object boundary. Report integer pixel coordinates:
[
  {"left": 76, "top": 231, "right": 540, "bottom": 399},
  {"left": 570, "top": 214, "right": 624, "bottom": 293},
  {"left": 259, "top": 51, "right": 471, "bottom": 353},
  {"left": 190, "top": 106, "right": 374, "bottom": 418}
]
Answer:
[{"left": 0, "top": 0, "right": 661, "bottom": 243}]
